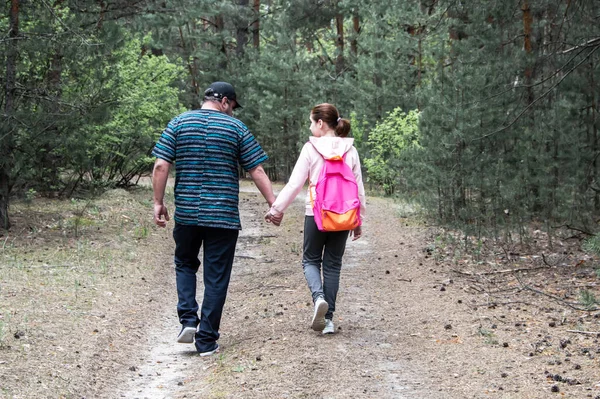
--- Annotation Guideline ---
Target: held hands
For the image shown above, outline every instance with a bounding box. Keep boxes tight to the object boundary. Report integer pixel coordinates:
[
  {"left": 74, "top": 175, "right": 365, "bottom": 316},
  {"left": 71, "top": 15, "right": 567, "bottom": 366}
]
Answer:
[
  {"left": 350, "top": 225, "right": 362, "bottom": 241},
  {"left": 154, "top": 203, "right": 170, "bottom": 227},
  {"left": 264, "top": 211, "right": 283, "bottom": 227}
]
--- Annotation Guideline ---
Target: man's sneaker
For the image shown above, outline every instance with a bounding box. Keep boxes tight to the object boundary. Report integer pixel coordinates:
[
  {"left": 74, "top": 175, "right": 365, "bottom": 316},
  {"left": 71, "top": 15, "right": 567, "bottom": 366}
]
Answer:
[
  {"left": 322, "top": 319, "right": 335, "bottom": 335},
  {"left": 311, "top": 296, "right": 328, "bottom": 331},
  {"left": 199, "top": 344, "right": 220, "bottom": 357},
  {"left": 176, "top": 325, "right": 196, "bottom": 344}
]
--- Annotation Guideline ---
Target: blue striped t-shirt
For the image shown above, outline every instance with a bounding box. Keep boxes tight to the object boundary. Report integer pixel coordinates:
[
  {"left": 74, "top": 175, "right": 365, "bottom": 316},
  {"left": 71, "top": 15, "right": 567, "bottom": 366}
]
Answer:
[{"left": 152, "top": 110, "right": 268, "bottom": 229}]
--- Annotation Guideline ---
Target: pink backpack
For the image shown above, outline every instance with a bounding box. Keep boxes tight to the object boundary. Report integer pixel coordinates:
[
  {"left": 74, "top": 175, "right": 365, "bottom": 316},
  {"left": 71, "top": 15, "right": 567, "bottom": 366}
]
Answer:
[{"left": 310, "top": 147, "right": 362, "bottom": 232}]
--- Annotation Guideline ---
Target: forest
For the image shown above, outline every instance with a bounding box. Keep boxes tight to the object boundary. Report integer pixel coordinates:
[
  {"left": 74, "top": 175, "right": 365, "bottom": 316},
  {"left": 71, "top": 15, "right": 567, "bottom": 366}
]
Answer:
[{"left": 1, "top": 0, "right": 599, "bottom": 242}]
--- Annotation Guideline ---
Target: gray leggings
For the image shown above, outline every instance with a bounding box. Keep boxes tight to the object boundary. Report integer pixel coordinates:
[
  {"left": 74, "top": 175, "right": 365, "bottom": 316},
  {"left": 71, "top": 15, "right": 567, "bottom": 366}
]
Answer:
[{"left": 302, "top": 216, "right": 349, "bottom": 320}]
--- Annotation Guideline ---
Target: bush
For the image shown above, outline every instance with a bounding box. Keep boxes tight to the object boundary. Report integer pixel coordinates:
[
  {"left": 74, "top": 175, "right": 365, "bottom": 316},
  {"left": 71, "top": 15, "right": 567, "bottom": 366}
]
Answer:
[{"left": 364, "top": 108, "right": 420, "bottom": 195}]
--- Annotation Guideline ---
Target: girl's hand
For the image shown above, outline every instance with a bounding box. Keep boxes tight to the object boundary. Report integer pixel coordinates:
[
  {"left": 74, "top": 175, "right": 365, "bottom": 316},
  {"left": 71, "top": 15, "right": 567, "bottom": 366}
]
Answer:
[
  {"left": 265, "top": 211, "right": 283, "bottom": 226},
  {"left": 350, "top": 225, "right": 362, "bottom": 241}
]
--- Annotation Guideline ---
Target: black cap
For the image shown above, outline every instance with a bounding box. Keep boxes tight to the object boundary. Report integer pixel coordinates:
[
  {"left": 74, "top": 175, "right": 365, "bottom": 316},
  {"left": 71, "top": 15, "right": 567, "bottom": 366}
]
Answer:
[{"left": 204, "top": 81, "right": 242, "bottom": 109}]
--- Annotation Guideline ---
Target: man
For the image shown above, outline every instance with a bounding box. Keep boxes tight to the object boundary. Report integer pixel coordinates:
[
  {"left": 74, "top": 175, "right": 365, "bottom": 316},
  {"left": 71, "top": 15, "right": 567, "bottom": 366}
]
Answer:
[{"left": 152, "top": 81, "right": 282, "bottom": 356}]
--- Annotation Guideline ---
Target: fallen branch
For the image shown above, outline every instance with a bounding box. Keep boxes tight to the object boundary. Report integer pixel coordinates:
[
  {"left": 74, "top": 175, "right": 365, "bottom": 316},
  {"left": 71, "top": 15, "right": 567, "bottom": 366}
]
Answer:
[
  {"left": 451, "top": 265, "right": 550, "bottom": 276},
  {"left": 566, "top": 330, "right": 600, "bottom": 336},
  {"left": 541, "top": 253, "right": 553, "bottom": 267},
  {"left": 240, "top": 284, "right": 293, "bottom": 293},
  {"left": 516, "top": 276, "right": 599, "bottom": 311},
  {"left": 464, "top": 285, "right": 485, "bottom": 293},
  {"left": 472, "top": 300, "right": 540, "bottom": 308},
  {"left": 8, "top": 263, "right": 75, "bottom": 269},
  {"left": 451, "top": 254, "right": 581, "bottom": 276}
]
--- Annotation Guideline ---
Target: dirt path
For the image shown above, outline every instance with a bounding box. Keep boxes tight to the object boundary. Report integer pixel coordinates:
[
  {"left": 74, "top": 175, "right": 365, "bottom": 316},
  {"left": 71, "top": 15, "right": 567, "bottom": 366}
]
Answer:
[
  {"left": 3, "top": 183, "right": 598, "bottom": 399},
  {"left": 116, "top": 185, "right": 437, "bottom": 398},
  {"left": 111, "top": 183, "right": 600, "bottom": 399}
]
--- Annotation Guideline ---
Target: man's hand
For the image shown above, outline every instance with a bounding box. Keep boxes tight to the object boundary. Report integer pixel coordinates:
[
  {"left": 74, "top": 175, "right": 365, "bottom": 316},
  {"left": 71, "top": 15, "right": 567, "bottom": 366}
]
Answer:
[
  {"left": 264, "top": 211, "right": 283, "bottom": 226},
  {"left": 152, "top": 158, "right": 171, "bottom": 228},
  {"left": 154, "top": 203, "right": 170, "bottom": 227},
  {"left": 350, "top": 225, "right": 362, "bottom": 241}
]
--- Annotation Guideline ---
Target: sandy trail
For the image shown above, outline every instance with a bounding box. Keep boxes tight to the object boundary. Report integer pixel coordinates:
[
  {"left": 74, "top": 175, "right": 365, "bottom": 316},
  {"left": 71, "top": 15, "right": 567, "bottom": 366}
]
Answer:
[{"left": 119, "top": 184, "right": 435, "bottom": 398}]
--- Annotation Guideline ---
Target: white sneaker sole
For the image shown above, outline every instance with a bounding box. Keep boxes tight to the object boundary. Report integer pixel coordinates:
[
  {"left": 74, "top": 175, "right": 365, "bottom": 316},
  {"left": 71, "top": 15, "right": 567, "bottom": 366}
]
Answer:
[
  {"left": 176, "top": 326, "right": 196, "bottom": 344},
  {"left": 199, "top": 344, "right": 220, "bottom": 357},
  {"left": 311, "top": 300, "right": 328, "bottom": 331}
]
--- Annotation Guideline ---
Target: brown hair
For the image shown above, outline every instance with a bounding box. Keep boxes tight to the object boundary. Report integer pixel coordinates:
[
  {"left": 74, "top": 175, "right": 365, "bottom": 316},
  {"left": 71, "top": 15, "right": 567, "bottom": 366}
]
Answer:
[{"left": 311, "top": 103, "right": 351, "bottom": 138}]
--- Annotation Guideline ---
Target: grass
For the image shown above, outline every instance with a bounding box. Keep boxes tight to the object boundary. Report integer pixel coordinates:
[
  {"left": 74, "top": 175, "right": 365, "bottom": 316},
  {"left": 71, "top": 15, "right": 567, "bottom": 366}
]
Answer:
[
  {"left": 289, "top": 242, "right": 300, "bottom": 254},
  {"left": 578, "top": 290, "right": 599, "bottom": 310},
  {"left": 477, "top": 327, "right": 499, "bottom": 345},
  {"left": 0, "top": 185, "right": 171, "bottom": 397},
  {"left": 0, "top": 313, "right": 8, "bottom": 348}
]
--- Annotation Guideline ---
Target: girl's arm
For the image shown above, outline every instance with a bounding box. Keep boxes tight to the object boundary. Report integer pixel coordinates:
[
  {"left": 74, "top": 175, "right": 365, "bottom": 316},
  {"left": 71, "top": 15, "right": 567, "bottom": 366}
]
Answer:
[
  {"left": 352, "top": 148, "right": 366, "bottom": 218},
  {"left": 269, "top": 143, "right": 312, "bottom": 217}
]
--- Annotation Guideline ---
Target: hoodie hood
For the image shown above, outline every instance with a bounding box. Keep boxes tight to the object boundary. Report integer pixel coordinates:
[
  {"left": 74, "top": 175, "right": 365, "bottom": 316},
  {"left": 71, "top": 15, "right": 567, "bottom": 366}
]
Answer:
[{"left": 308, "top": 136, "right": 354, "bottom": 160}]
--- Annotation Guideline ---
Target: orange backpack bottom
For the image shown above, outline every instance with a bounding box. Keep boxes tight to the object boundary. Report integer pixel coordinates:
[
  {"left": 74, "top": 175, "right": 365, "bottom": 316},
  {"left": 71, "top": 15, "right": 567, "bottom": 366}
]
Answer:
[{"left": 320, "top": 208, "right": 361, "bottom": 232}]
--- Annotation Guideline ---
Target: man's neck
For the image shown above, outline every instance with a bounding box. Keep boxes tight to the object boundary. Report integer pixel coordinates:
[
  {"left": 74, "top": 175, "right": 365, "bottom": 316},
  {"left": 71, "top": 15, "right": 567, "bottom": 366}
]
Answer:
[{"left": 201, "top": 102, "right": 222, "bottom": 112}]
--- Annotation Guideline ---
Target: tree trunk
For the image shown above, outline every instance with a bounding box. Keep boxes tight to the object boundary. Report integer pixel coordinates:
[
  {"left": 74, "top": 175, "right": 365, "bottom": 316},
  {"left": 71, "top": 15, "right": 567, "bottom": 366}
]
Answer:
[
  {"left": 407, "top": 24, "right": 424, "bottom": 89},
  {"left": 236, "top": 0, "right": 249, "bottom": 57},
  {"left": 335, "top": 12, "right": 344, "bottom": 75},
  {"left": 179, "top": 25, "right": 200, "bottom": 109},
  {"left": 522, "top": 1, "right": 534, "bottom": 104},
  {"left": 215, "top": 15, "right": 227, "bottom": 69},
  {"left": 96, "top": 0, "right": 106, "bottom": 30},
  {"left": 591, "top": 56, "right": 599, "bottom": 211},
  {"left": 373, "top": 15, "right": 383, "bottom": 118},
  {"left": 1, "top": 0, "right": 19, "bottom": 229},
  {"left": 522, "top": 1, "right": 539, "bottom": 212},
  {"left": 39, "top": 48, "right": 63, "bottom": 190},
  {"left": 252, "top": 0, "right": 260, "bottom": 49},
  {"left": 5, "top": 0, "right": 18, "bottom": 114},
  {"left": 351, "top": 13, "right": 359, "bottom": 56}
]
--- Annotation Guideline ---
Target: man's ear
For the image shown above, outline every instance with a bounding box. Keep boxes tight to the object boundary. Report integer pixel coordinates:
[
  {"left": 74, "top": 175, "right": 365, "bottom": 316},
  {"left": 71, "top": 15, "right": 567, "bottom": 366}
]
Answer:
[{"left": 219, "top": 97, "right": 229, "bottom": 112}]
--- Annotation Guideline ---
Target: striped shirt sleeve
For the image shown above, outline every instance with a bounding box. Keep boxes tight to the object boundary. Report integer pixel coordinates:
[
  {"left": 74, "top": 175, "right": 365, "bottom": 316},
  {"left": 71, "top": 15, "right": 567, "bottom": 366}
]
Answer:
[
  {"left": 152, "top": 117, "right": 180, "bottom": 163},
  {"left": 238, "top": 127, "right": 268, "bottom": 171}
]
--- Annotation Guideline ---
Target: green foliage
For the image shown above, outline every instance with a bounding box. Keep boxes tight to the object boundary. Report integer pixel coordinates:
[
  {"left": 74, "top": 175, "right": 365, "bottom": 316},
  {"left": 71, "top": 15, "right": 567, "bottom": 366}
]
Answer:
[
  {"left": 2, "top": 3, "right": 185, "bottom": 201},
  {"left": 72, "top": 35, "right": 185, "bottom": 189},
  {"left": 349, "top": 111, "right": 369, "bottom": 153},
  {"left": 24, "top": 189, "right": 37, "bottom": 205},
  {"left": 477, "top": 327, "right": 499, "bottom": 345},
  {"left": 583, "top": 235, "right": 600, "bottom": 257},
  {"left": 578, "top": 290, "right": 599, "bottom": 310},
  {"left": 0, "top": 314, "right": 6, "bottom": 348},
  {"left": 364, "top": 108, "right": 420, "bottom": 195},
  {"left": 2, "top": 0, "right": 600, "bottom": 238},
  {"left": 405, "top": 0, "right": 600, "bottom": 237}
]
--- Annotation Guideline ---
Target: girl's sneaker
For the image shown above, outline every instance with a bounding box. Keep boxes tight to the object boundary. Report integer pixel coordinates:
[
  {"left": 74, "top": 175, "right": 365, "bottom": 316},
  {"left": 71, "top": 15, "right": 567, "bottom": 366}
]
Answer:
[
  {"left": 322, "top": 319, "right": 335, "bottom": 334},
  {"left": 311, "top": 296, "right": 328, "bottom": 331}
]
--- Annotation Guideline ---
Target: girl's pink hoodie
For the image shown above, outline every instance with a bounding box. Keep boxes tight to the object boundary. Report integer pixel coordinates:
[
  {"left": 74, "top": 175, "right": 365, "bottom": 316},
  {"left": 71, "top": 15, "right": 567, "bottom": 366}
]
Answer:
[{"left": 269, "top": 136, "right": 366, "bottom": 218}]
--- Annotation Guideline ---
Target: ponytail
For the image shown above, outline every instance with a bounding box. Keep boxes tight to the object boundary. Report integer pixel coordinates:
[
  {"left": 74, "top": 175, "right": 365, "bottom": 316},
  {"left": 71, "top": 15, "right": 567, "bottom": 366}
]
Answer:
[{"left": 334, "top": 118, "right": 351, "bottom": 138}]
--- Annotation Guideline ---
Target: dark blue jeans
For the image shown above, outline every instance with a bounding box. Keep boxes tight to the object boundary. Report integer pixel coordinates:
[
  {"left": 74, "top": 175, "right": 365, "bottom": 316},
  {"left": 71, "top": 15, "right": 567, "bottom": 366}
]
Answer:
[
  {"left": 173, "top": 223, "right": 239, "bottom": 353},
  {"left": 302, "top": 216, "right": 349, "bottom": 320}
]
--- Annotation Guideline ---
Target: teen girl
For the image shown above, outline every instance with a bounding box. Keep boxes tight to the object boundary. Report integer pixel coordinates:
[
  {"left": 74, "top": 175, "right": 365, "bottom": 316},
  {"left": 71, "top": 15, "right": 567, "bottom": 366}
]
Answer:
[{"left": 266, "top": 103, "right": 365, "bottom": 334}]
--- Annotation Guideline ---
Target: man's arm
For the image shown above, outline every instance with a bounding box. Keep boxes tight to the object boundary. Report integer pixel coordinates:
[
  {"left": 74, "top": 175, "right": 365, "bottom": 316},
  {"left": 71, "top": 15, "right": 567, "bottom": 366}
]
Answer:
[
  {"left": 152, "top": 158, "right": 171, "bottom": 227},
  {"left": 247, "top": 164, "right": 276, "bottom": 207}
]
